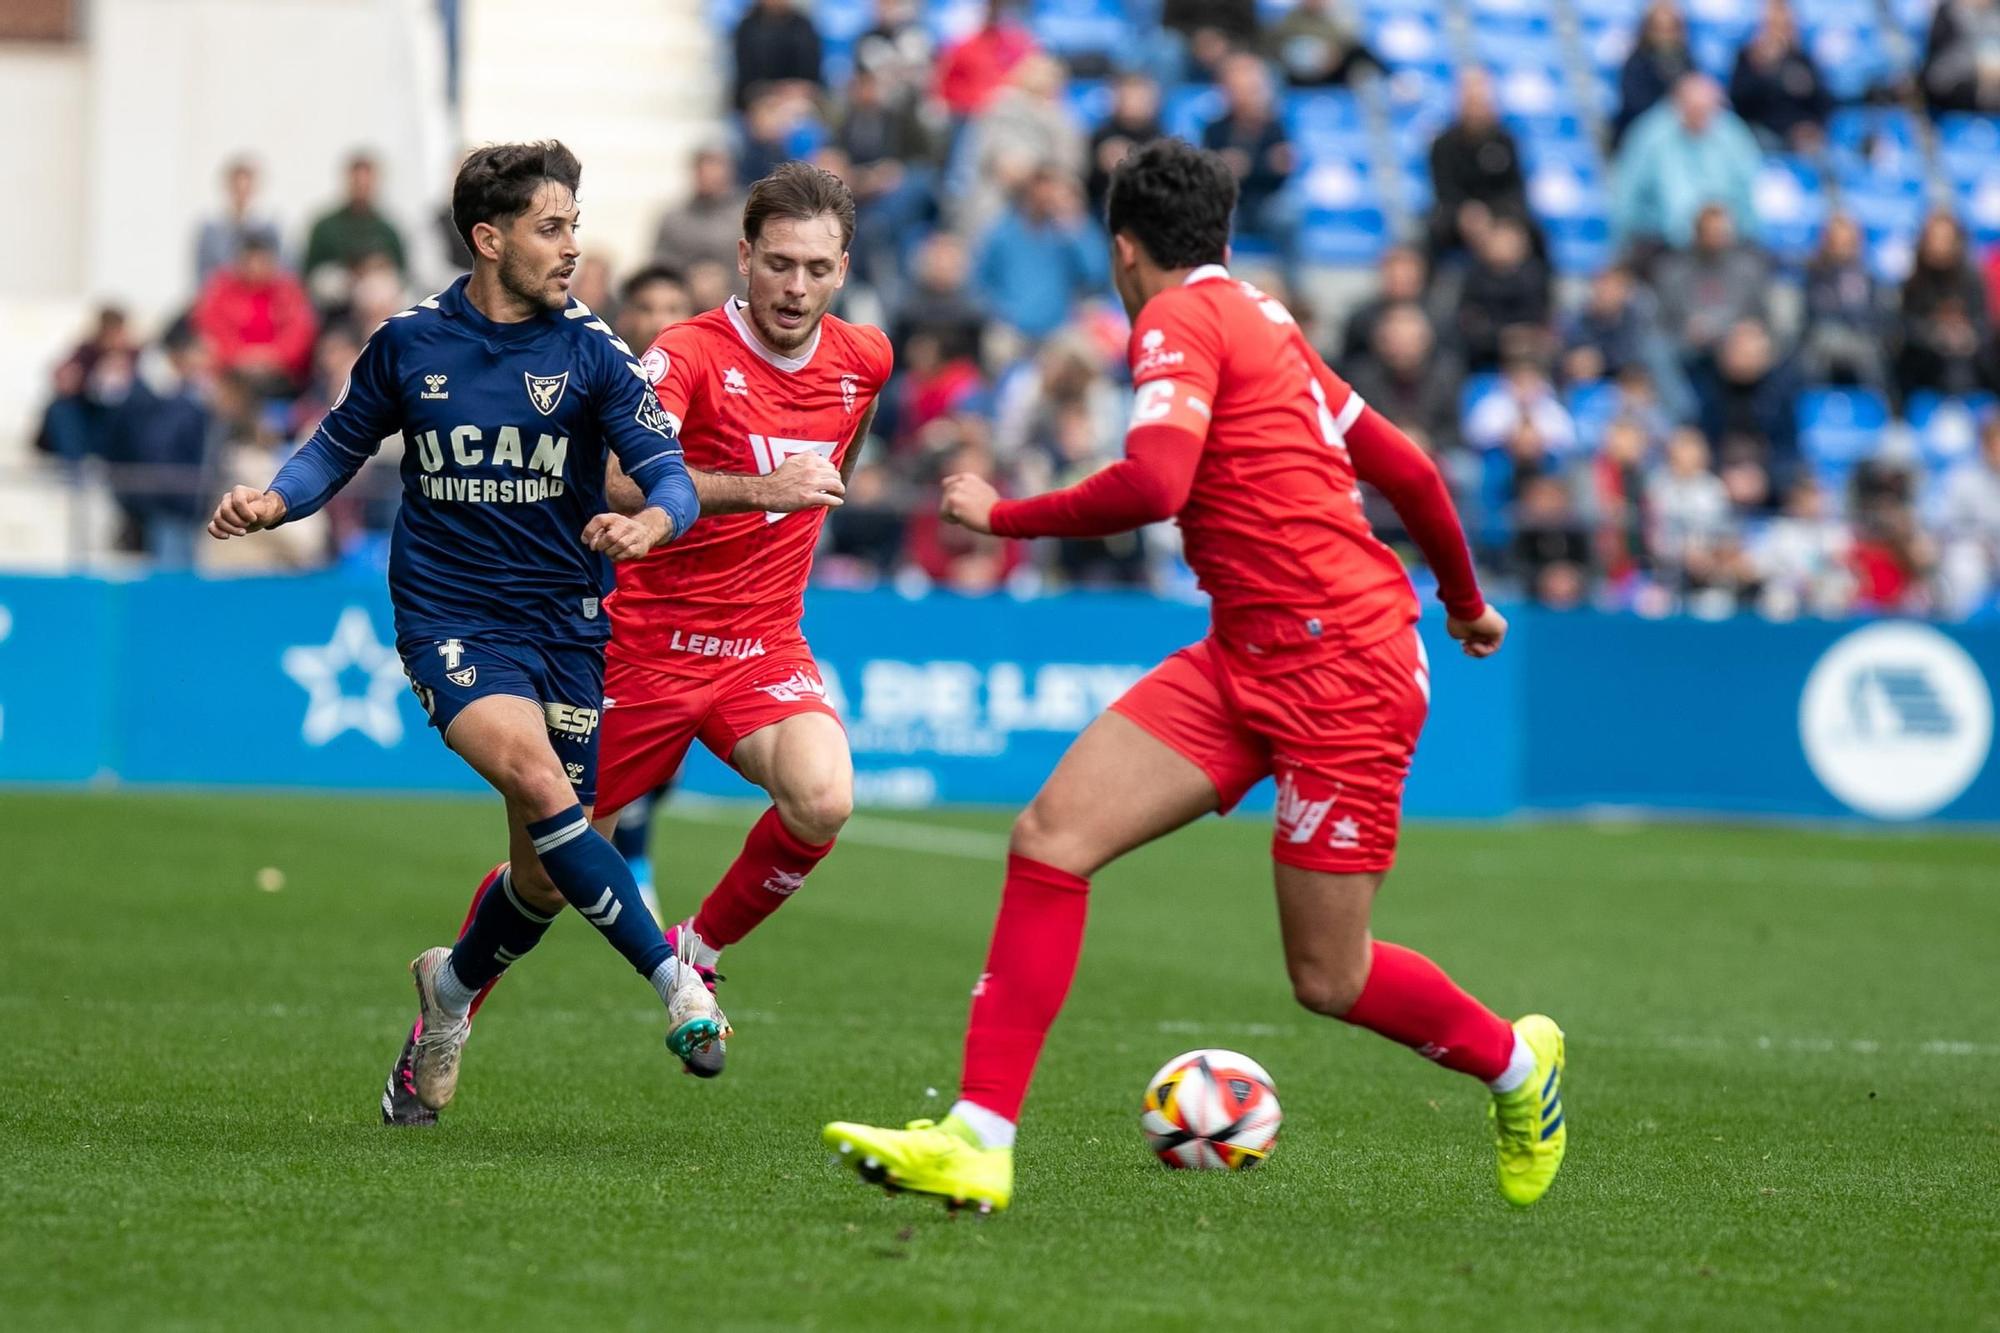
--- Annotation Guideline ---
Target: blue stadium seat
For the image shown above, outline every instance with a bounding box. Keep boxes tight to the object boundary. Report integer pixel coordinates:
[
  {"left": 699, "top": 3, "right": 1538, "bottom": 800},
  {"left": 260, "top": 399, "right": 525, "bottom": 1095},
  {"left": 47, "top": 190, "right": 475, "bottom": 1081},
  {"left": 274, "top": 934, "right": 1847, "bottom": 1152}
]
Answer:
[
  {"left": 1064, "top": 78, "right": 1114, "bottom": 130},
  {"left": 1162, "top": 85, "right": 1226, "bottom": 141},
  {"left": 1804, "top": 16, "right": 1888, "bottom": 101},
  {"left": 1957, "top": 172, "right": 2000, "bottom": 247},
  {"left": 1571, "top": 0, "right": 1646, "bottom": 21},
  {"left": 1031, "top": 0, "right": 1132, "bottom": 58},
  {"left": 1286, "top": 88, "right": 1367, "bottom": 154},
  {"left": 1906, "top": 392, "right": 1997, "bottom": 473},
  {"left": 1828, "top": 106, "right": 1922, "bottom": 163},
  {"left": 1367, "top": 9, "right": 1447, "bottom": 66},
  {"left": 1545, "top": 214, "right": 1615, "bottom": 274},
  {"left": 1460, "top": 372, "right": 1508, "bottom": 426},
  {"left": 1752, "top": 156, "right": 1828, "bottom": 265},
  {"left": 1300, "top": 155, "right": 1387, "bottom": 264},
  {"left": 1526, "top": 153, "right": 1607, "bottom": 224},
  {"left": 1937, "top": 115, "right": 2000, "bottom": 183},
  {"left": 1567, "top": 380, "right": 1621, "bottom": 447},
  {"left": 1799, "top": 387, "right": 1891, "bottom": 485},
  {"left": 1383, "top": 61, "right": 1460, "bottom": 116},
  {"left": 1487, "top": 65, "right": 1580, "bottom": 139}
]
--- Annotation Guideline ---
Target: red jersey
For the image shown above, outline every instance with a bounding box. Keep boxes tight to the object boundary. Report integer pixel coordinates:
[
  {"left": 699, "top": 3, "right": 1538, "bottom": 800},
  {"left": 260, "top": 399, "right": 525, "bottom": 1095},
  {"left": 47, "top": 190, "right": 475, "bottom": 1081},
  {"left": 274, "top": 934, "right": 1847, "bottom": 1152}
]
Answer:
[
  {"left": 1128, "top": 267, "right": 1421, "bottom": 657},
  {"left": 607, "top": 299, "right": 892, "bottom": 675}
]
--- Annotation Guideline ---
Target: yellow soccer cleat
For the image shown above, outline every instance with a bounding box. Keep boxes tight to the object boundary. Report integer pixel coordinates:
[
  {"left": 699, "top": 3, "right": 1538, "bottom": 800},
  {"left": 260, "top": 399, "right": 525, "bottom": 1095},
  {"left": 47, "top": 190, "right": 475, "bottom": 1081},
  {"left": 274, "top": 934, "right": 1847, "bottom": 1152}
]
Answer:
[
  {"left": 822, "top": 1114, "right": 1014, "bottom": 1213},
  {"left": 1489, "top": 1013, "right": 1567, "bottom": 1207}
]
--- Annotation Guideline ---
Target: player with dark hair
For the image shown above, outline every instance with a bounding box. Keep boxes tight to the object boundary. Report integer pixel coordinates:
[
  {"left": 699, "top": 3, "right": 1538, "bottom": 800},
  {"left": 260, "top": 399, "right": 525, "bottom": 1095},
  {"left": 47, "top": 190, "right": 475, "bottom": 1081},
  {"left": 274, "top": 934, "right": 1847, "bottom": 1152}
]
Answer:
[
  {"left": 209, "top": 140, "right": 765, "bottom": 1123},
  {"left": 823, "top": 139, "right": 1566, "bottom": 1212},
  {"left": 384, "top": 160, "right": 891, "bottom": 1113}
]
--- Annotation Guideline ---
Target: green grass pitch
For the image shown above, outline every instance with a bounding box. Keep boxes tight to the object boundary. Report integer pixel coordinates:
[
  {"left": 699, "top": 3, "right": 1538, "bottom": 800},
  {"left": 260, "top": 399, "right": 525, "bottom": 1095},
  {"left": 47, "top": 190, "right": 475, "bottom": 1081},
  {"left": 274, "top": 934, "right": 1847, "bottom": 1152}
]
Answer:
[{"left": 3, "top": 791, "right": 1997, "bottom": 1330}]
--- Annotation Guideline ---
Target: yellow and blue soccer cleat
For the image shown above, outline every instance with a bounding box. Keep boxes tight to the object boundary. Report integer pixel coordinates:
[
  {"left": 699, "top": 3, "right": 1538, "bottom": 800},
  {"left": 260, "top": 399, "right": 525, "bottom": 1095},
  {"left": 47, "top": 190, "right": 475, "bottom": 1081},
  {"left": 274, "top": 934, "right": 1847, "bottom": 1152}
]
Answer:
[
  {"left": 822, "top": 1114, "right": 1013, "bottom": 1213},
  {"left": 1489, "top": 1013, "right": 1567, "bottom": 1207}
]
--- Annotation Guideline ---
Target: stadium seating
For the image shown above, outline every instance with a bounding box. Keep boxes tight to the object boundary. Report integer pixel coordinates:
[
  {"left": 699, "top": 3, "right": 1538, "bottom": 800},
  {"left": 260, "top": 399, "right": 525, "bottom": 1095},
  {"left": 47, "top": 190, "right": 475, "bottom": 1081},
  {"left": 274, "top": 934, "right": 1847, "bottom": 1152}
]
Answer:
[
  {"left": 1799, "top": 386, "right": 1893, "bottom": 488},
  {"left": 1751, "top": 155, "right": 1828, "bottom": 266},
  {"left": 1906, "top": 391, "right": 1999, "bottom": 474}
]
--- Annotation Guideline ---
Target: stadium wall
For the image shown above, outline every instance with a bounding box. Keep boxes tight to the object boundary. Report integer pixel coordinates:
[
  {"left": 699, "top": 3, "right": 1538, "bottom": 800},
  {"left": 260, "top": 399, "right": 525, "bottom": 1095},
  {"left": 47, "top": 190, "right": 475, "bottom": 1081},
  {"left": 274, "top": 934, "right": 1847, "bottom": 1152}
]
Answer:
[{"left": 2, "top": 575, "right": 1993, "bottom": 825}]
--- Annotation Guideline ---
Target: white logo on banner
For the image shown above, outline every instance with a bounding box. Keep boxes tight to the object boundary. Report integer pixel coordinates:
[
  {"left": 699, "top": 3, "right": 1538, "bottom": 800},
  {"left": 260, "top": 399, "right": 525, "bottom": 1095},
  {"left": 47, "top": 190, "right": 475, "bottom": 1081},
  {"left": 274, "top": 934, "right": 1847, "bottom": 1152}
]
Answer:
[
  {"left": 0, "top": 602, "right": 11, "bottom": 742},
  {"left": 283, "top": 606, "right": 407, "bottom": 747},
  {"left": 1799, "top": 622, "right": 1993, "bottom": 819}
]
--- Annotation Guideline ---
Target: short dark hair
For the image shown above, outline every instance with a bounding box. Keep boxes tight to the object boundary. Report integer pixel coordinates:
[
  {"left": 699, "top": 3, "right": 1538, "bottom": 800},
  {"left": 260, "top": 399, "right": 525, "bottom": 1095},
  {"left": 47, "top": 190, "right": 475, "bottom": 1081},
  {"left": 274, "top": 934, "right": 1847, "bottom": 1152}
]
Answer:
[
  {"left": 451, "top": 140, "right": 582, "bottom": 254},
  {"left": 743, "top": 161, "right": 856, "bottom": 250},
  {"left": 619, "top": 263, "right": 687, "bottom": 304},
  {"left": 1105, "top": 138, "right": 1236, "bottom": 270}
]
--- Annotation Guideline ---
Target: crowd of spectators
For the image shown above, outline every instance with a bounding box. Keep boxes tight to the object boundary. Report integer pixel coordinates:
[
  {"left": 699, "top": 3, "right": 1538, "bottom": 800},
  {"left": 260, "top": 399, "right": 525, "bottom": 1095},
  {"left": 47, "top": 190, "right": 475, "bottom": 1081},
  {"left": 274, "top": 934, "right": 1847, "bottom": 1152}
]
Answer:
[{"left": 29, "top": 0, "right": 2000, "bottom": 621}]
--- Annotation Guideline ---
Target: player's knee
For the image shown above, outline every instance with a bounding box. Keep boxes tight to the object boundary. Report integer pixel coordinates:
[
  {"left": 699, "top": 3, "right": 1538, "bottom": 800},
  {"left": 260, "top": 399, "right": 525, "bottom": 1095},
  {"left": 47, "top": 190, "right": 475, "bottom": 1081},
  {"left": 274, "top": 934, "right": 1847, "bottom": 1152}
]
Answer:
[
  {"left": 1290, "top": 964, "right": 1367, "bottom": 1018},
  {"left": 1009, "top": 797, "right": 1093, "bottom": 875},
  {"left": 777, "top": 773, "right": 852, "bottom": 845}
]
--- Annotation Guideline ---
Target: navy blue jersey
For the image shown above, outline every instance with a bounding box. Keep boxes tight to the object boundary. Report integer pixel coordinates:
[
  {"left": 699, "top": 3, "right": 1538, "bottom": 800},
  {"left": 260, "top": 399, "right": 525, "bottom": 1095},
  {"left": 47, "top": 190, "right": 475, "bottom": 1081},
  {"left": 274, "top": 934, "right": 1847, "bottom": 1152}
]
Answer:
[{"left": 268, "top": 275, "right": 695, "bottom": 647}]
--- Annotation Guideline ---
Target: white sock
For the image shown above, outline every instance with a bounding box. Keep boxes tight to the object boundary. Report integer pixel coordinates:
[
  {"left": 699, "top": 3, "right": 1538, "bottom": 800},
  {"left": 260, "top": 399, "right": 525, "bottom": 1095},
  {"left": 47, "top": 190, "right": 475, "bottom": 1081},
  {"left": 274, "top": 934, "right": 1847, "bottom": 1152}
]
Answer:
[
  {"left": 1486, "top": 1031, "right": 1537, "bottom": 1094},
  {"left": 433, "top": 957, "right": 479, "bottom": 1018},
  {"left": 948, "top": 1099, "right": 1016, "bottom": 1149},
  {"left": 648, "top": 957, "right": 679, "bottom": 1004}
]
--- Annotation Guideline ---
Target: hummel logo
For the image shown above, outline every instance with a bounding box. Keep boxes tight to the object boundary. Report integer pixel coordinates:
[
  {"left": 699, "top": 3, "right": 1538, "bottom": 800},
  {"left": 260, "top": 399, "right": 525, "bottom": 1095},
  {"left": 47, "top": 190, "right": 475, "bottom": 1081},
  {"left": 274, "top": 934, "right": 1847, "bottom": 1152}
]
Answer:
[
  {"left": 421, "top": 373, "right": 449, "bottom": 400},
  {"left": 723, "top": 367, "right": 749, "bottom": 396}
]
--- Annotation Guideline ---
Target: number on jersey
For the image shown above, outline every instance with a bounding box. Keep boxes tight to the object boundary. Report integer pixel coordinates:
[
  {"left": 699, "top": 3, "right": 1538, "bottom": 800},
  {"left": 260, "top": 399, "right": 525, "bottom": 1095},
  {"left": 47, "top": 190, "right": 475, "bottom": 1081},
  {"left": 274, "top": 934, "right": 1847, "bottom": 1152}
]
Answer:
[{"left": 749, "top": 433, "right": 841, "bottom": 524}]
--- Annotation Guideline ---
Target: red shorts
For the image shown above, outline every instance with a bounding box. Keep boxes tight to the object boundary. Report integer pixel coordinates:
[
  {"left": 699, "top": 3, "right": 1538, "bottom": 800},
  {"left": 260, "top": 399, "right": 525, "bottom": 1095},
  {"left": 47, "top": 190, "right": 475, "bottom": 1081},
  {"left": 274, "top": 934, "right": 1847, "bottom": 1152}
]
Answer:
[
  {"left": 594, "top": 641, "right": 841, "bottom": 818},
  {"left": 1108, "top": 628, "right": 1430, "bottom": 874}
]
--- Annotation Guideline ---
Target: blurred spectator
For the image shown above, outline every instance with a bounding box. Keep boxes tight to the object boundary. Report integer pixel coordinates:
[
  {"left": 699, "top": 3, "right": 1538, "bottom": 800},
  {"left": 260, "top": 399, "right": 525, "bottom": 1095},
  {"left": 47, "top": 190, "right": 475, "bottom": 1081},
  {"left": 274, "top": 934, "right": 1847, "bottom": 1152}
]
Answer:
[
  {"left": 1896, "top": 211, "right": 1996, "bottom": 397},
  {"left": 1753, "top": 477, "right": 1854, "bottom": 618},
  {"left": 1648, "top": 427, "right": 1741, "bottom": 593},
  {"left": 1263, "top": 0, "right": 1375, "bottom": 89},
  {"left": 1466, "top": 357, "right": 1577, "bottom": 458},
  {"left": 1042, "top": 405, "right": 1151, "bottom": 587},
  {"left": 288, "top": 322, "right": 364, "bottom": 440},
  {"left": 615, "top": 265, "right": 694, "bottom": 352},
  {"left": 1847, "top": 461, "right": 1936, "bottom": 611},
  {"left": 1163, "top": 0, "right": 1259, "bottom": 82},
  {"left": 993, "top": 333, "right": 1126, "bottom": 480},
  {"left": 1560, "top": 263, "right": 1658, "bottom": 384},
  {"left": 731, "top": 0, "right": 823, "bottom": 111},
  {"left": 1345, "top": 303, "right": 1463, "bottom": 455},
  {"left": 1576, "top": 416, "right": 1652, "bottom": 587},
  {"left": 1512, "top": 474, "right": 1592, "bottom": 607},
  {"left": 823, "top": 460, "right": 909, "bottom": 581},
  {"left": 1614, "top": 0, "right": 1695, "bottom": 145},
  {"left": 1611, "top": 73, "right": 1760, "bottom": 250},
  {"left": 956, "top": 54, "right": 1085, "bottom": 239},
  {"left": 972, "top": 169, "right": 1107, "bottom": 343},
  {"left": 571, "top": 255, "right": 614, "bottom": 313},
  {"left": 854, "top": 0, "right": 934, "bottom": 105},
  {"left": 191, "top": 236, "right": 317, "bottom": 392},
  {"left": 345, "top": 256, "right": 410, "bottom": 334},
  {"left": 1935, "top": 413, "right": 2000, "bottom": 615},
  {"left": 1655, "top": 203, "right": 1771, "bottom": 359},
  {"left": 1690, "top": 318, "right": 1800, "bottom": 504},
  {"left": 738, "top": 86, "right": 818, "bottom": 185},
  {"left": 1455, "top": 215, "right": 1551, "bottom": 370},
  {"left": 935, "top": 0, "right": 1039, "bottom": 119},
  {"left": 103, "top": 322, "right": 215, "bottom": 569},
  {"left": 35, "top": 305, "right": 137, "bottom": 465},
  {"left": 892, "top": 233, "right": 985, "bottom": 364},
  {"left": 195, "top": 157, "right": 282, "bottom": 287},
  {"left": 1727, "top": 1, "right": 1831, "bottom": 151},
  {"left": 891, "top": 333, "right": 988, "bottom": 451},
  {"left": 905, "top": 437, "right": 1024, "bottom": 592},
  {"left": 302, "top": 152, "right": 406, "bottom": 290},
  {"left": 1922, "top": 0, "right": 2000, "bottom": 112},
  {"left": 836, "top": 65, "right": 938, "bottom": 291},
  {"left": 1427, "top": 71, "right": 1529, "bottom": 262},
  {"left": 1339, "top": 244, "right": 1431, "bottom": 361},
  {"left": 1801, "top": 214, "right": 1889, "bottom": 390},
  {"left": 1086, "top": 73, "right": 1164, "bottom": 219},
  {"left": 1202, "top": 53, "right": 1297, "bottom": 258},
  {"left": 653, "top": 148, "right": 748, "bottom": 278},
  {"left": 202, "top": 370, "right": 329, "bottom": 571}
]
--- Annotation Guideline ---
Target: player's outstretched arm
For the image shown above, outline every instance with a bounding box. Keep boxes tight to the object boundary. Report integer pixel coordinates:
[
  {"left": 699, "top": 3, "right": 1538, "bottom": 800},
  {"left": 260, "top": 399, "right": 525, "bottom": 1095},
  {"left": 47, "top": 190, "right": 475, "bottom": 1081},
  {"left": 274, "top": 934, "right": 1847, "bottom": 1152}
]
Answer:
[
  {"left": 691, "top": 451, "right": 845, "bottom": 516},
  {"left": 207, "top": 485, "right": 288, "bottom": 539},
  {"left": 958, "top": 425, "right": 1202, "bottom": 539},
  {"left": 1341, "top": 398, "right": 1504, "bottom": 658}
]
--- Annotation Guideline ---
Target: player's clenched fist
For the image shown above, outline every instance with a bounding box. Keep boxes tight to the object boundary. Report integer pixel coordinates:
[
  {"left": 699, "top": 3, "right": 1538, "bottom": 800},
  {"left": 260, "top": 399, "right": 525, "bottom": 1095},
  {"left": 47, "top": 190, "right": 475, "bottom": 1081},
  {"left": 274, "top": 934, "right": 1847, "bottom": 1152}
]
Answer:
[
  {"left": 208, "top": 486, "right": 287, "bottom": 539},
  {"left": 1446, "top": 605, "right": 1508, "bottom": 658},
  {"left": 758, "top": 450, "right": 845, "bottom": 513},
  {"left": 939, "top": 473, "right": 1000, "bottom": 534},
  {"left": 582, "top": 508, "right": 672, "bottom": 561}
]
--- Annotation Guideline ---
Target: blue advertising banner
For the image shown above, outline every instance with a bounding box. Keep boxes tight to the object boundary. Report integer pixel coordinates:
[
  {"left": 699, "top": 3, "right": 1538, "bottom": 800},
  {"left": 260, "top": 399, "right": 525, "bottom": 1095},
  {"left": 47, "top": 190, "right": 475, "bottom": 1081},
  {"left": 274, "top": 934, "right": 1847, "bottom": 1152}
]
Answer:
[{"left": 0, "top": 573, "right": 1993, "bottom": 824}]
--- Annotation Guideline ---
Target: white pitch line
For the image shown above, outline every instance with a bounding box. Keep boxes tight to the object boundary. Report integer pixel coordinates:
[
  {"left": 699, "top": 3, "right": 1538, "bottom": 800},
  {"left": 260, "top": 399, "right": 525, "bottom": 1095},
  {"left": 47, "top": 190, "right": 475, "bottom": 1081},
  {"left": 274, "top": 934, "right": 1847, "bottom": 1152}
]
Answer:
[{"left": 1148, "top": 1019, "right": 2000, "bottom": 1058}]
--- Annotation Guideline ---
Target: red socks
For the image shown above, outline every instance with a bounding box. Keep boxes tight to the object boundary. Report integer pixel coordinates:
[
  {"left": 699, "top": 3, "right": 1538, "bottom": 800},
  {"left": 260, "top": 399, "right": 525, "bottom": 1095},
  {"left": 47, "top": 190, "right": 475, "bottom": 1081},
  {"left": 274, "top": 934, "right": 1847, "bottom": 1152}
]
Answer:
[
  {"left": 691, "top": 805, "right": 834, "bottom": 948},
  {"left": 958, "top": 854, "right": 1092, "bottom": 1123},
  {"left": 1342, "top": 940, "right": 1515, "bottom": 1082}
]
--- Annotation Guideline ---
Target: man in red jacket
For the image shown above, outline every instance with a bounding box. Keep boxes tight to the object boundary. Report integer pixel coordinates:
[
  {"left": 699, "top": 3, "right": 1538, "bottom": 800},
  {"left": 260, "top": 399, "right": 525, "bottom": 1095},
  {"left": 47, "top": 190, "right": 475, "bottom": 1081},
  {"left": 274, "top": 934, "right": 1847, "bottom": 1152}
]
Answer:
[{"left": 191, "top": 235, "right": 318, "bottom": 392}]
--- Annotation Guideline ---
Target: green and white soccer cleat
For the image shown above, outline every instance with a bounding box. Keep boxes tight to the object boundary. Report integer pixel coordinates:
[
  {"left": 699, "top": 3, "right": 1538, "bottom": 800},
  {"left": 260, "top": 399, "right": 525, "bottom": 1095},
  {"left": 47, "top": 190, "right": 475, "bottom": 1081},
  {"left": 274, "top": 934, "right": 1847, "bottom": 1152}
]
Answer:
[
  {"left": 822, "top": 1114, "right": 1013, "bottom": 1213},
  {"left": 1490, "top": 1013, "right": 1567, "bottom": 1207},
  {"left": 663, "top": 926, "right": 730, "bottom": 1078},
  {"left": 407, "top": 946, "right": 472, "bottom": 1112}
]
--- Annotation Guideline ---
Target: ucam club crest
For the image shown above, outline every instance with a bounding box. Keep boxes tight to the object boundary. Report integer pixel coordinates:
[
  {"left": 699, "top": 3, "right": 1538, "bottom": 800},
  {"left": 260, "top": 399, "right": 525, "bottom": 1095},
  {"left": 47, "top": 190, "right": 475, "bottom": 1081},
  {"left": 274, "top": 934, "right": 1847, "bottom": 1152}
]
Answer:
[
  {"left": 524, "top": 370, "right": 570, "bottom": 416},
  {"left": 1798, "top": 621, "right": 1993, "bottom": 820}
]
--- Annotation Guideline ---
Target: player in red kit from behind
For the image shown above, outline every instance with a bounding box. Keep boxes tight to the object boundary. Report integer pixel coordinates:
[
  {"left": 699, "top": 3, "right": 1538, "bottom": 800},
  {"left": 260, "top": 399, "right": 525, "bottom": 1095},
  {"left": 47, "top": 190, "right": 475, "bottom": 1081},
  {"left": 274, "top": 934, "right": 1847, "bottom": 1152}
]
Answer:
[
  {"left": 823, "top": 140, "right": 1567, "bottom": 1212},
  {"left": 379, "top": 164, "right": 886, "bottom": 1118}
]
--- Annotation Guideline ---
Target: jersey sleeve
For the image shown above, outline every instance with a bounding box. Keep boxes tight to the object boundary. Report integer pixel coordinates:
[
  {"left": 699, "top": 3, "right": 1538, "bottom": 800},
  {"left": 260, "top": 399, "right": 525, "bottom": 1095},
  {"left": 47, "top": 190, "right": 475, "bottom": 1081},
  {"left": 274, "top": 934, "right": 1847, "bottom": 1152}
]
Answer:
[
  {"left": 641, "top": 323, "right": 705, "bottom": 436},
  {"left": 267, "top": 324, "right": 402, "bottom": 522},
  {"left": 591, "top": 336, "right": 699, "bottom": 540},
  {"left": 863, "top": 323, "right": 895, "bottom": 393},
  {"left": 1126, "top": 290, "right": 1224, "bottom": 444}
]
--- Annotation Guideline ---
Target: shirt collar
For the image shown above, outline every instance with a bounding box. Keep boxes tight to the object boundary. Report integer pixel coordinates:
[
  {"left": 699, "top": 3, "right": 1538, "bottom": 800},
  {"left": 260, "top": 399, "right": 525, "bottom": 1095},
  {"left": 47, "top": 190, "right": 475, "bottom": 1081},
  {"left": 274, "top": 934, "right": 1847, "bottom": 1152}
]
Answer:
[
  {"left": 725, "top": 296, "right": 820, "bottom": 374},
  {"left": 437, "top": 274, "right": 563, "bottom": 335},
  {"left": 1183, "top": 264, "right": 1231, "bottom": 286}
]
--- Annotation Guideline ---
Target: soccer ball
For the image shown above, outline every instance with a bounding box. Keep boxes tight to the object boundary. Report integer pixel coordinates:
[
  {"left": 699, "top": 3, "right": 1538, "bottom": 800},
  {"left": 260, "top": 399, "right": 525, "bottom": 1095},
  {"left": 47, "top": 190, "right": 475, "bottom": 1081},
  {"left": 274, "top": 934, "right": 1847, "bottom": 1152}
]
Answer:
[{"left": 1140, "top": 1048, "right": 1281, "bottom": 1170}]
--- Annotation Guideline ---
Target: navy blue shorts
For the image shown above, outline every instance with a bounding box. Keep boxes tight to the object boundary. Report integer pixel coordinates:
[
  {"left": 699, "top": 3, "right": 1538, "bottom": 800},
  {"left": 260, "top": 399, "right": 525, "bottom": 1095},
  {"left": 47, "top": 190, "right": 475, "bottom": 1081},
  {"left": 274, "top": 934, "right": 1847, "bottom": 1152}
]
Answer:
[{"left": 400, "top": 635, "right": 605, "bottom": 805}]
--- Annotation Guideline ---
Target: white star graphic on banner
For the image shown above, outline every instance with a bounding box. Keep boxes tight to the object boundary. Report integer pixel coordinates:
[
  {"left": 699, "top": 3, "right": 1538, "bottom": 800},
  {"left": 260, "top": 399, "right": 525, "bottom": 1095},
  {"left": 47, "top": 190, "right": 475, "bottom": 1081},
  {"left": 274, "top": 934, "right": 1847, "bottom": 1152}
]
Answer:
[{"left": 282, "top": 606, "right": 406, "bottom": 747}]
